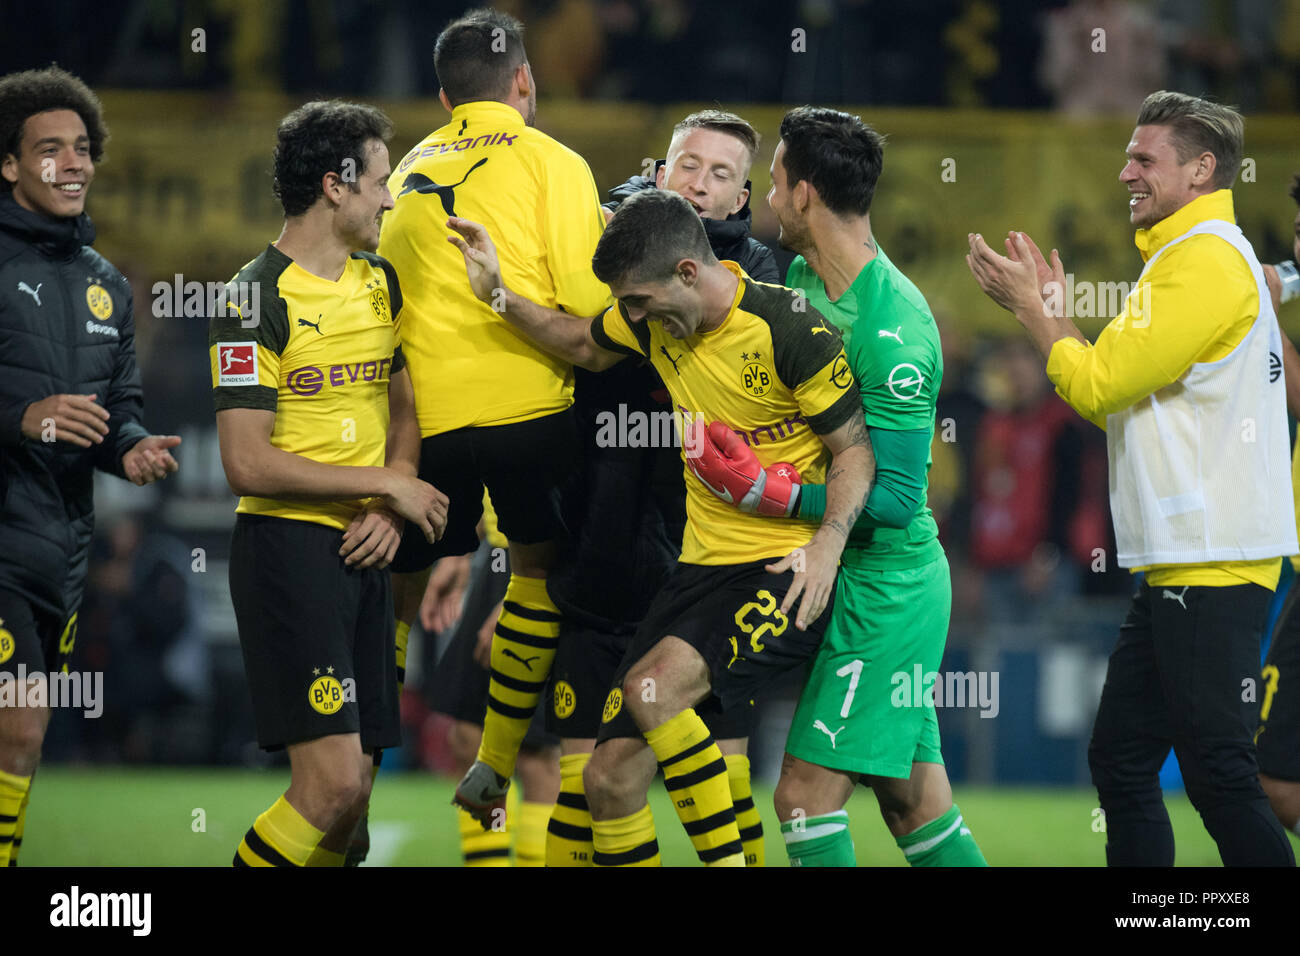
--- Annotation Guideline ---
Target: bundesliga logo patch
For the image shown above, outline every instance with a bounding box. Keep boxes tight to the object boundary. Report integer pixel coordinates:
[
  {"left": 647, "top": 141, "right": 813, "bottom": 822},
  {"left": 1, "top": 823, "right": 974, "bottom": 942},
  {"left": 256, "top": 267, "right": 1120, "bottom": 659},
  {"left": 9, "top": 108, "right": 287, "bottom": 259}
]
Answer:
[{"left": 217, "top": 342, "right": 257, "bottom": 386}]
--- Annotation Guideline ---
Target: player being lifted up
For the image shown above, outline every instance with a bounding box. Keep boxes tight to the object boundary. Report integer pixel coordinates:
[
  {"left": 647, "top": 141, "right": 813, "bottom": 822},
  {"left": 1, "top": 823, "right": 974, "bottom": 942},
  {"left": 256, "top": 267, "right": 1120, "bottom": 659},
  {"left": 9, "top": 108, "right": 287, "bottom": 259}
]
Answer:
[
  {"left": 212, "top": 101, "right": 447, "bottom": 867},
  {"left": 447, "top": 188, "right": 873, "bottom": 866},
  {"left": 692, "top": 107, "right": 985, "bottom": 865},
  {"left": 377, "top": 8, "right": 611, "bottom": 826}
]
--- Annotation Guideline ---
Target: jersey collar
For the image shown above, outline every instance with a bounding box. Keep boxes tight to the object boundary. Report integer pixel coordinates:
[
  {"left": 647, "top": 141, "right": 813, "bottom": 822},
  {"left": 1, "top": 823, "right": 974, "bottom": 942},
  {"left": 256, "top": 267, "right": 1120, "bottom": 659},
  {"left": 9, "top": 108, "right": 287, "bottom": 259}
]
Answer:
[
  {"left": 449, "top": 100, "right": 526, "bottom": 129},
  {"left": 1134, "top": 189, "right": 1235, "bottom": 262},
  {"left": 698, "top": 260, "right": 749, "bottom": 339}
]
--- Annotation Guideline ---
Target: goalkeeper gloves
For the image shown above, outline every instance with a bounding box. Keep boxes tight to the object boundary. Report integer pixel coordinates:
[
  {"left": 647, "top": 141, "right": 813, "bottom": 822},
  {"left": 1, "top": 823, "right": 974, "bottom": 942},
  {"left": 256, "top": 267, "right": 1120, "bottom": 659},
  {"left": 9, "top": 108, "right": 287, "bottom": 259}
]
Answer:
[{"left": 686, "top": 419, "right": 801, "bottom": 517}]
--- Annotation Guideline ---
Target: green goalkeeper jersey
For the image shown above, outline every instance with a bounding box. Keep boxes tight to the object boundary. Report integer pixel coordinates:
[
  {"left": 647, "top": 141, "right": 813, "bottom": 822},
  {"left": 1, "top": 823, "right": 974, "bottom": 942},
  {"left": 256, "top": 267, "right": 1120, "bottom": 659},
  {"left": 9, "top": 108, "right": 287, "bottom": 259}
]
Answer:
[{"left": 787, "top": 244, "right": 944, "bottom": 569}]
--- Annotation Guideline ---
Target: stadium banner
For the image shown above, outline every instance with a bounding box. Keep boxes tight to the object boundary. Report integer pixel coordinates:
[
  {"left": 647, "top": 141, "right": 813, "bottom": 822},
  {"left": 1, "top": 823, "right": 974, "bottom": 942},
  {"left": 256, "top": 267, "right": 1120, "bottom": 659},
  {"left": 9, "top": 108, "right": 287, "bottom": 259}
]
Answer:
[{"left": 91, "top": 92, "right": 1300, "bottom": 335}]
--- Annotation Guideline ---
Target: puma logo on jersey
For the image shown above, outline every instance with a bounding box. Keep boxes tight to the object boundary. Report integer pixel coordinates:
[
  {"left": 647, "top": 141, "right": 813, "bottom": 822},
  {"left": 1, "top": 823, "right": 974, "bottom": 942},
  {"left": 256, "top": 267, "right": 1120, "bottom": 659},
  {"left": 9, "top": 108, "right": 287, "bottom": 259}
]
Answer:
[
  {"left": 813, "top": 719, "right": 845, "bottom": 749},
  {"left": 659, "top": 345, "right": 682, "bottom": 375},
  {"left": 811, "top": 318, "right": 832, "bottom": 335},
  {"left": 397, "top": 157, "right": 489, "bottom": 217},
  {"left": 1162, "top": 586, "right": 1189, "bottom": 610},
  {"left": 17, "top": 281, "right": 41, "bottom": 306},
  {"left": 878, "top": 326, "right": 902, "bottom": 343},
  {"left": 503, "top": 648, "right": 540, "bottom": 671},
  {"left": 298, "top": 315, "right": 323, "bottom": 335}
]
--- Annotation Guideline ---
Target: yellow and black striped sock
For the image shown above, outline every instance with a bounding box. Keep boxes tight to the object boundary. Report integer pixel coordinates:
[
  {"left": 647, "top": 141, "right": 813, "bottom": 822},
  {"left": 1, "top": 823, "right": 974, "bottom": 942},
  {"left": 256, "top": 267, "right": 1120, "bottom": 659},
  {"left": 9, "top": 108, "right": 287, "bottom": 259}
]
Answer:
[
  {"left": 0, "top": 768, "right": 31, "bottom": 868},
  {"left": 725, "top": 753, "right": 764, "bottom": 866},
  {"left": 478, "top": 574, "right": 561, "bottom": 779},
  {"left": 306, "top": 845, "right": 346, "bottom": 867},
  {"left": 459, "top": 805, "right": 511, "bottom": 866},
  {"left": 547, "top": 752, "right": 595, "bottom": 866},
  {"left": 646, "top": 710, "right": 744, "bottom": 866},
  {"left": 592, "top": 804, "right": 661, "bottom": 867},
  {"left": 8, "top": 783, "right": 29, "bottom": 866},
  {"left": 233, "top": 795, "right": 323, "bottom": 867},
  {"left": 516, "top": 801, "right": 551, "bottom": 867},
  {"left": 394, "top": 619, "right": 411, "bottom": 693}
]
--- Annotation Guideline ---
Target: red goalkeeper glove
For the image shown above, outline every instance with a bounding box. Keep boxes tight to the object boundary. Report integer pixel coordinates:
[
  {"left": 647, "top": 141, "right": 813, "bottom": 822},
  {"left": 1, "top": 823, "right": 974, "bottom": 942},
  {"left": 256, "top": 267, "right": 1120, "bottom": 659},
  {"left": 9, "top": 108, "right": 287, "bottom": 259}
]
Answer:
[{"left": 686, "top": 419, "right": 801, "bottom": 517}]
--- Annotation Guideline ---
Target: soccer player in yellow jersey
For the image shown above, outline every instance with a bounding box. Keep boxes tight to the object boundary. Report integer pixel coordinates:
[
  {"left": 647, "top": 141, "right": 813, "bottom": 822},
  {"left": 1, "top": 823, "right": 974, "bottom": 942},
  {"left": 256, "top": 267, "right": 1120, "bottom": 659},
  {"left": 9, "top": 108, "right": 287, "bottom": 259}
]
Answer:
[
  {"left": 448, "top": 189, "right": 874, "bottom": 866},
  {"left": 211, "top": 101, "right": 447, "bottom": 867},
  {"left": 377, "top": 8, "right": 611, "bottom": 824},
  {"left": 968, "top": 91, "right": 1296, "bottom": 865}
]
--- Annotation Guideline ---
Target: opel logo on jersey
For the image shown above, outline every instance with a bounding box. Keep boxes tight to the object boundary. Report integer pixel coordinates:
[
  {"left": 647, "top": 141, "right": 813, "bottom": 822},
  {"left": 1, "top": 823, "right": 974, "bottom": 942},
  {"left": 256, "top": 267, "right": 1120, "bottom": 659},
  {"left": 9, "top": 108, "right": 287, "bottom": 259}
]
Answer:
[
  {"left": 887, "top": 362, "right": 924, "bottom": 400},
  {"left": 830, "top": 354, "right": 853, "bottom": 390},
  {"left": 397, "top": 157, "right": 489, "bottom": 217}
]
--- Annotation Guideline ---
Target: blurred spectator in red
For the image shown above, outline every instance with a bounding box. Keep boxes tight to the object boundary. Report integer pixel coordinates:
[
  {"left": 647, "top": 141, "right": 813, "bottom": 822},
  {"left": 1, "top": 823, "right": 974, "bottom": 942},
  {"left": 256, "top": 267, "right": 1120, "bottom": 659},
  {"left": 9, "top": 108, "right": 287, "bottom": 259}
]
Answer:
[{"left": 969, "top": 339, "right": 1104, "bottom": 627}]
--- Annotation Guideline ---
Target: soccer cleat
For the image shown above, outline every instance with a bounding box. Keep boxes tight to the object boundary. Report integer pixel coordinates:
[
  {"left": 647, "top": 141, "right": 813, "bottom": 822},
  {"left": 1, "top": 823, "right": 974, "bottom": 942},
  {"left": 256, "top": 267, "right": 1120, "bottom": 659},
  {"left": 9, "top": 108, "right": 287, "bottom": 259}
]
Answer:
[{"left": 452, "top": 760, "right": 510, "bottom": 830}]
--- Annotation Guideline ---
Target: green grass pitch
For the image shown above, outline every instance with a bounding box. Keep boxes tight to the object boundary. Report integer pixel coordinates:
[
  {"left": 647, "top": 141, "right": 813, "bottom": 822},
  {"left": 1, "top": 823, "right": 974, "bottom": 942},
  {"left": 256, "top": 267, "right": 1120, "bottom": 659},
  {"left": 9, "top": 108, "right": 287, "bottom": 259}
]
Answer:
[{"left": 15, "top": 766, "right": 1252, "bottom": 866}]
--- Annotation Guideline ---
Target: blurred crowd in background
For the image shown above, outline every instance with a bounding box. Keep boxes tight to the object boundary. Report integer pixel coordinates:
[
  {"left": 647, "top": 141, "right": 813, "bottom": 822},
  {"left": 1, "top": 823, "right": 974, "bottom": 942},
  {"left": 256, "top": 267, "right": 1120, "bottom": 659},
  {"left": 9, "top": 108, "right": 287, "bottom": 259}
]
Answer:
[
  {"left": 8, "top": 0, "right": 1300, "bottom": 112},
  {"left": 18, "top": 0, "right": 1300, "bottom": 785}
]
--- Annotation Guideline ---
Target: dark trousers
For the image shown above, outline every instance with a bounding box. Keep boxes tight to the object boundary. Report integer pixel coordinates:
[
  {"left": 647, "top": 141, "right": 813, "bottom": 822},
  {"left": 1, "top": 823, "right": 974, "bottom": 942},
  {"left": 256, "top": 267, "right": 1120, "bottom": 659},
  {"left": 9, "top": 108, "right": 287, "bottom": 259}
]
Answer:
[{"left": 1088, "top": 580, "right": 1295, "bottom": 866}]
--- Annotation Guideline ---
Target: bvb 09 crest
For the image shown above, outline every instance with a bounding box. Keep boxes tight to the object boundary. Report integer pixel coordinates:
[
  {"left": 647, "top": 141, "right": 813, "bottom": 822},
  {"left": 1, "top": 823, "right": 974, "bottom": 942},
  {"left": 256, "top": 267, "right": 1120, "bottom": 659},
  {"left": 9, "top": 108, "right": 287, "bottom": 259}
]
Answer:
[
  {"left": 370, "top": 288, "right": 390, "bottom": 321},
  {"left": 741, "top": 361, "right": 772, "bottom": 397}
]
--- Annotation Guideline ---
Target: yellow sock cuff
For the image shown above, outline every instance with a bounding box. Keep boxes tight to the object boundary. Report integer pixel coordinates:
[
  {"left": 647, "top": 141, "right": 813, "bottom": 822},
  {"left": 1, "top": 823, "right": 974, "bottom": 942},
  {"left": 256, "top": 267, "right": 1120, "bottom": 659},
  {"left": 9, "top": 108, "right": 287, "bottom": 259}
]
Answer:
[
  {"left": 559, "top": 752, "right": 590, "bottom": 781},
  {"left": 595, "top": 805, "right": 655, "bottom": 843},
  {"left": 306, "top": 846, "right": 346, "bottom": 867},
  {"left": 644, "top": 709, "right": 709, "bottom": 760},
  {"left": 256, "top": 796, "right": 325, "bottom": 867},
  {"left": 516, "top": 800, "right": 552, "bottom": 867},
  {"left": 724, "top": 753, "right": 751, "bottom": 788},
  {"left": 0, "top": 767, "right": 32, "bottom": 798},
  {"left": 591, "top": 805, "right": 660, "bottom": 867},
  {"left": 503, "top": 573, "right": 556, "bottom": 609}
]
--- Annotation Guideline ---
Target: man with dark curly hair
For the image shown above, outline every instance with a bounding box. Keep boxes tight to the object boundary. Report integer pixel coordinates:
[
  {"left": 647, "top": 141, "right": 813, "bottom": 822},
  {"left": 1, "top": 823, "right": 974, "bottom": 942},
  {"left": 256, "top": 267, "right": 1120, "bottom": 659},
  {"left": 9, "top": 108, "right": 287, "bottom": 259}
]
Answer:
[
  {"left": 0, "top": 65, "right": 181, "bottom": 866},
  {"left": 211, "top": 100, "right": 447, "bottom": 867}
]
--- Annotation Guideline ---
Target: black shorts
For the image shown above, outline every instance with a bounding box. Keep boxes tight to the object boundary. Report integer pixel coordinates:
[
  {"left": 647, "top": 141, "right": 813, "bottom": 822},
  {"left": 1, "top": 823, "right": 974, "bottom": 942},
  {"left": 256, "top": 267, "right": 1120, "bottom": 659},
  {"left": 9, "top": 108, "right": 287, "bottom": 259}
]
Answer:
[
  {"left": 550, "top": 622, "right": 755, "bottom": 741},
  {"left": 596, "top": 559, "right": 831, "bottom": 743},
  {"left": 428, "top": 545, "right": 553, "bottom": 750},
  {"left": 0, "top": 588, "right": 77, "bottom": 678},
  {"left": 1259, "top": 578, "right": 1300, "bottom": 781},
  {"left": 229, "top": 514, "right": 399, "bottom": 752},
  {"left": 390, "top": 409, "right": 579, "bottom": 572}
]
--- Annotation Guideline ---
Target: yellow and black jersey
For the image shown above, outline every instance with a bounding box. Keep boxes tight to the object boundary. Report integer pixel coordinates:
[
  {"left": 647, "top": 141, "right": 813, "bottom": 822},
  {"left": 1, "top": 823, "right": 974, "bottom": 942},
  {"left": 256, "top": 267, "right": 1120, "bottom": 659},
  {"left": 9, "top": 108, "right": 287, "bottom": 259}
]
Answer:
[
  {"left": 591, "top": 261, "right": 860, "bottom": 565},
  {"left": 209, "top": 244, "right": 404, "bottom": 531},
  {"left": 379, "top": 100, "right": 612, "bottom": 437}
]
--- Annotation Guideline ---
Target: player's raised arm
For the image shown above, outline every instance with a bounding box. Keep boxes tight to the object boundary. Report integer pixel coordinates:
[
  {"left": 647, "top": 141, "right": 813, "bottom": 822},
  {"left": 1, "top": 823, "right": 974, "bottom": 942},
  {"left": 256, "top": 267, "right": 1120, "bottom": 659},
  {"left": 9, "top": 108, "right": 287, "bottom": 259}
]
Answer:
[{"left": 447, "top": 216, "right": 623, "bottom": 371}]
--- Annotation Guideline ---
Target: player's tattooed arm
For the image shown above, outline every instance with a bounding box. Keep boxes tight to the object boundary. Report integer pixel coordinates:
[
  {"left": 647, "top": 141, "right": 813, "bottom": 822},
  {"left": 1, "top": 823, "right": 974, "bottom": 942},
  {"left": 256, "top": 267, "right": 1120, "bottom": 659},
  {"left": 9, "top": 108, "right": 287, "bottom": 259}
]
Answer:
[
  {"left": 768, "top": 404, "right": 873, "bottom": 630},
  {"left": 446, "top": 216, "right": 622, "bottom": 371},
  {"left": 818, "top": 406, "right": 873, "bottom": 541}
]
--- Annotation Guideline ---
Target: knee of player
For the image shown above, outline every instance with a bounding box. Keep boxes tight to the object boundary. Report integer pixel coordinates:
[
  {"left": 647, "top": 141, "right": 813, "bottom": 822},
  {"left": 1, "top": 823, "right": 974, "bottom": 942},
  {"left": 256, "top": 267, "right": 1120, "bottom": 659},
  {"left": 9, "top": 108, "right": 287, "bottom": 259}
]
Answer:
[
  {"left": 582, "top": 747, "right": 631, "bottom": 807},
  {"left": 773, "top": 779, "right": 810, "bottom": 823},
  {"left": 0, "top": 708, "right": 49, "bottom": 773},
  {"left": 311, "top": 766, "right": 369, "bottom": 817}
]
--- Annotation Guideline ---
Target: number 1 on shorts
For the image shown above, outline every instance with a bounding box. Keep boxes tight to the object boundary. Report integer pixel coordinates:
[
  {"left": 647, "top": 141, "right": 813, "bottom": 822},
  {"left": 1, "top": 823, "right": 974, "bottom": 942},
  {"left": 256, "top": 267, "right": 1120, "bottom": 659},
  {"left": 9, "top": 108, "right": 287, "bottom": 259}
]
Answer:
[{"left": 837, "top": 659, "right": 863, "bottom": 718}]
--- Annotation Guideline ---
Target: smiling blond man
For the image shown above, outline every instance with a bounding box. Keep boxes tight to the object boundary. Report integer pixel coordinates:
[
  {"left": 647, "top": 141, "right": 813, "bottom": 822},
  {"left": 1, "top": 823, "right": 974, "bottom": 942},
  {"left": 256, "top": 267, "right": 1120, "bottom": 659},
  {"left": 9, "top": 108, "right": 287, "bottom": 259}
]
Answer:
[{"left": 968, "top": 90, "right": 1297, "bottom": 866}]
